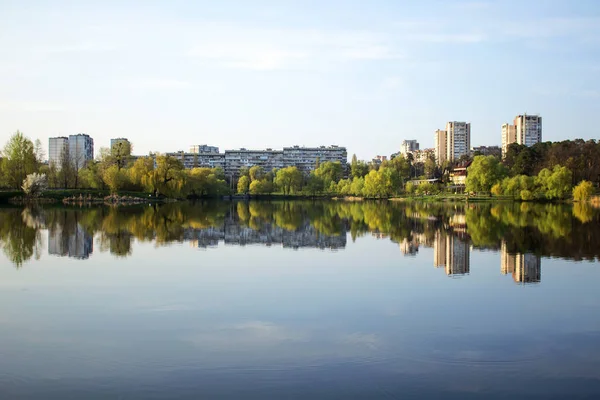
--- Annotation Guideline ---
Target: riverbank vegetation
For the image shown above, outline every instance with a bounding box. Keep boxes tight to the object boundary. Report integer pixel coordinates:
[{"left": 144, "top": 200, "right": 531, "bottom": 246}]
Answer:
[{"left": 1, "top": 131, "right": 598, "bottom": 202}]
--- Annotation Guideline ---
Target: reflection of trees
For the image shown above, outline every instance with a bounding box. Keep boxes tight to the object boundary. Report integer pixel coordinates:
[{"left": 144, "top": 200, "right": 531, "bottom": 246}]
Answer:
[
  {"left": 0, "top": 208, "right": 41, "bottom": 267},
  {"left": 1, "top": 199, "right": 599, "bottom": 268}
]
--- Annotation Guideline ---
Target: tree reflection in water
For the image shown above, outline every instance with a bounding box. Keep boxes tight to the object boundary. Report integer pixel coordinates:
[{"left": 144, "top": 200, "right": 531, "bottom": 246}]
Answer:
[{"left": 0, "top": 201, "right": 598, "bottom": 274}]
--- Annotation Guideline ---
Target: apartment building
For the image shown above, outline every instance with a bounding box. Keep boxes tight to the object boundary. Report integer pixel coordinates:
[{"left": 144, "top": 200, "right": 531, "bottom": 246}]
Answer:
[
  {"left": 411, "top": 148, "right": 435, "bottom": 163},
  {"left": 282, "top": 145, "right": 347, "bottom": 174},
  {"left": 163, "top": 144, "right": 347, "bottom": 177},
  {"left": 49, "top": 136, "right": 69, "bottom": 166},
  {"left": 501, "top": 114, "right": 542, "bottom": 158},
  {"left": 501, "top": 123, "right": 517, "bottom": 158},
  {"left": 445, "top": 121, "right": 471, "bottom": 162},
  {"left": 471, "top": 145, "right": 501, "bottom": 158},
  {"left": 69, "top": 134, "right": 94, "bottom": 169},
  {"left": 224, "top": 148, "right": 285, "bottom": 177},
  {"left": 435, "top": 129, "right": 447, "bottom": 165},
  {"left": 49, "top": 134, "right": 94, "bottom": 169},
  {"left": 400, "top": 140, "right": 419, "bottom": 155},
  {"left": 166, "top": 151, "right": 226, "bottom": 170}
]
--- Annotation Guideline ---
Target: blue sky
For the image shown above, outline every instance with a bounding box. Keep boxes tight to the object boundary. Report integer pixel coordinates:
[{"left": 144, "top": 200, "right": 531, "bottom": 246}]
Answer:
[{"left": 0, "top": 0, "right": 599, "bottom": 160}]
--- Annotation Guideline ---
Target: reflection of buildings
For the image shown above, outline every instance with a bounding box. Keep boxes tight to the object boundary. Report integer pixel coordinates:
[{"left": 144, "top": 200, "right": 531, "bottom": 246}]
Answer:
[
  {"left": 48, "top": 224, "right": 93, "bottom": 259},
  {"left": 400, "top": 238, "right": 418, "bottom": 256},
  {"left": 501, "top": 241, "right": 541, "bottom": 284},
  {"left": 434, "top": 231, "right": 446, "bottom": 267},
  {"left": 433, "top": 232, "right": 470, "bottom": 275},
  {"left": 184, "top": 222, "right": 346, "bottom": 250}
]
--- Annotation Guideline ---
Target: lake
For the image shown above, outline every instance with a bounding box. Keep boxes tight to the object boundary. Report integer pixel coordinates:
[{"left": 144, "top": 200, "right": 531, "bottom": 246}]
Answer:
[{"left": 1, "top": 200, "right": 599, "bottom": 399}]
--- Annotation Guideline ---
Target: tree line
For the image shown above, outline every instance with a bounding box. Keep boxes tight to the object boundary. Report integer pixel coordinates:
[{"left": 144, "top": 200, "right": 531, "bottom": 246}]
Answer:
[{"left": 1, "top": 130, "right": 598, "bottom": 200}]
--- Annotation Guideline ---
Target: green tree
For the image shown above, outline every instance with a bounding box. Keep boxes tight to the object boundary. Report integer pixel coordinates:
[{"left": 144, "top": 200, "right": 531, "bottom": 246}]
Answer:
[
  {"left": 249, "top": 179, "right": 274, "bottom": 195},
  {"left": 1, "top": 131, "right": 38, "bottom": 189},
  {"left": 536, "top": 165, "right": 572, "bottom": 200},
  {"left": 103, "top": 165, "right": 127, "bottom": 193},
  {"left": 466, "top": 155, "right": 508, "bottom": 193},
  {"left": 129, "top": 157, "right": 156, "bottom": 193},
  {"left": 155, "top": 155, "right": 185, "bottom": 196},
  {"left": 573, "top": 180, "right": 594, "bottom": 202},
  {"left": 424, "top": 158, "right": 437, "bottom": 179},
  {"left": 350, "top": 176, "right": 365, "bottom": 196},
  {"left": 314, "top": 161, "right": 343, "bottom": 189},
  {"left": 249, "top": 166, "right": 264, "bottom": 182},
  {"left": 58, "top": 146, "right": 76, "bottom": 188},
  {"left": 237, "top": 175, "right": 250, "bottom": 194},
  {"left": 110, "top": 141, "right": 132, "bottom": 170},
  {"left": 306, "top": 173, "right": 325, "bottom": 195},
  {"left": 274, "top": 166, "right": 302, "bottom": 195}
]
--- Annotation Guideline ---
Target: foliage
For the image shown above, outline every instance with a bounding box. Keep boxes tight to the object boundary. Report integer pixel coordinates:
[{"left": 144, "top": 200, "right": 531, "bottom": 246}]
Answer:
[
  {"left": 237, "top": 175, "right": 250, "bottom": 194},
  {"left": 249, "top": 179, "right": 274, "bottom": 195},
  {"left": 573, "top": 180, "right": 594, "bottom": 202},
  {"left": 1, "top": 131, "right": 38, "bottom": 189},
  {"left": 103, "top": 165, "right": 127, "bottom": 193},
  {"left": 466, "top": 155, "right": 508, "bottom": 193},
  {"left": 22, "top": 173, "right": 48, "bottom": 197},
  {"left": 274, "top": 166, "right": 303, "bottom": 195},
  {"left": 535, "top": 165, "right": 572, "bottom": 200}
]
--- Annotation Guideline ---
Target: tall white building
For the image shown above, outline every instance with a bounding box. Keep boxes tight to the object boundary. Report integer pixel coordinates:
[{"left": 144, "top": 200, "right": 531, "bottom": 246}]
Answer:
[
  {"left": 434, "top": 129, "right": 447, "bottom": 165},
  {"left": 400, "top": 140, "right": 419, "bottom": 155},
  {"left": 445, "top": 121, "right": 471, "bottom": 162},
  {"left": 68, "top": 134, "right": 94, "bottom": 169},
  {"left": 515, "top": 114, "right": 542, "bottom": 147},
  {"left": 501, "top": 124, "right": 517, "bottom": 158},
  {"left": 501, "top": 114, "right": 542, "bottom": 158},
  {"left": 48, "top": 137, "right": 69, "bottom": 167}
]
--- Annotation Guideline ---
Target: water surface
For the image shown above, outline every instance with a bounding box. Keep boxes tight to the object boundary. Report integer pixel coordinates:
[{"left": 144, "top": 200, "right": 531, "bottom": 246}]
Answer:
[{"left": 1, "top": 201, "right": 599, "bottom": 399}]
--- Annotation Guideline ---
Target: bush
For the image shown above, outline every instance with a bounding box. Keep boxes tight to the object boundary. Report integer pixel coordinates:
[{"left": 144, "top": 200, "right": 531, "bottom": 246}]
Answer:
[
  {"left": 573, "top": 180, "right": 594, "bottom": 202},
  {"left": 22, "top": 173, "right": 48, "bottom": 197}
]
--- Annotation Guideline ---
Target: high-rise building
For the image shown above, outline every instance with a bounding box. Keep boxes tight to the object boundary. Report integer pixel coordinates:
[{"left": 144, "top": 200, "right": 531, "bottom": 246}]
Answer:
[
  {"left": 445, "top": 121, "right": 471, "bottom": 162},
  {"left": 501, "top": 114, "right": 542, "bottom": 158},
  {"left": 68, "top": 134, "right": 94, "bottom": 169},
  {"left": 515, "top": 114, "right": 542, "bottom": 147},
  {"left": 501, "top": 123, "right": 517, "bottom": 158},
  {"left": 435, "top": 129, "right": 447, "bottom": 165},
  {"left": 400, "top": 140, "right": 419, "bottom": 155},
  {"left": 48, "top": 137, "right": 69, "bottom": 167}
]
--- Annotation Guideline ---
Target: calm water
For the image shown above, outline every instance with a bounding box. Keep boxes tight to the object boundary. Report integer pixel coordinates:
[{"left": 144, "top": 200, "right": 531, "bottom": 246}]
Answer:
[{"left": 1, "top": 200, "right": 599, "bottom": 399}]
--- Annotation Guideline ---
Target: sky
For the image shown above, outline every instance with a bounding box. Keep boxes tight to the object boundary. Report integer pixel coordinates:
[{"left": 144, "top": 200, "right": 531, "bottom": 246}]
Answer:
[{"left": 0, "top": 0, "right": 599, "bottom": 160}]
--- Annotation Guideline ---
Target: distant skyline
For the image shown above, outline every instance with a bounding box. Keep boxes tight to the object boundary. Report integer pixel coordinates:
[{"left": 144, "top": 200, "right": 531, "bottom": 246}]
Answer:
[{"left": 1, "top": 0, "right": 599, "bottom": 160}]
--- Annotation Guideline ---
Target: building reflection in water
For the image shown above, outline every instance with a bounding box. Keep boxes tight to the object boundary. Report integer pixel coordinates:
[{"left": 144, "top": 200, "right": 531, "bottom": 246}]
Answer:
[
  {"left": 48, "top": 223, "right": 93, "bottom": 260},
  {"left": 501, "top": 241, "right": 541, "bottom": 284},
  {"left": 186, "top": 219, "right": 346, "bottom": 250},
  {"left": 432, "top": 232, "right": 470, "bottom": 276}
]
